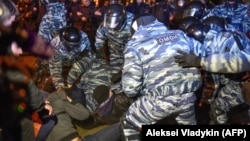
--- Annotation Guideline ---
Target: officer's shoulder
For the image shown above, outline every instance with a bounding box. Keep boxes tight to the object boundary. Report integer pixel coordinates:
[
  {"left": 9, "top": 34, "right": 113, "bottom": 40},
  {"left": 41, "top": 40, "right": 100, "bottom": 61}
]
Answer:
[{"left": 221, "top": 32, "right": 232, "bottom": 38}]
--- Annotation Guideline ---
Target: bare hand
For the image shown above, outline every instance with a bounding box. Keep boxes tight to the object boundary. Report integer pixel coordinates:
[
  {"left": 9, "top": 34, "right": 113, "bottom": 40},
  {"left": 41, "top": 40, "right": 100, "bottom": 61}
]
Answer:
[{"left": 44, "top": 103, "right": 53, "bottom": 115}]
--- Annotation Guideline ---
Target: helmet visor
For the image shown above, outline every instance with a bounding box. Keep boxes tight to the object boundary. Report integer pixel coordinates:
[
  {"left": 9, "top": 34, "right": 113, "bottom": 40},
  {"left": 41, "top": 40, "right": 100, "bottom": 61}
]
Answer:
[
  {"left": 104, "top": 14, "right": 123, "bottom": 29},
  {"left": 62, "top": 39, "right": 80, "bottom": 51},
  {"left": 183, "top": 9, "right": 200, "bottom": 19}
]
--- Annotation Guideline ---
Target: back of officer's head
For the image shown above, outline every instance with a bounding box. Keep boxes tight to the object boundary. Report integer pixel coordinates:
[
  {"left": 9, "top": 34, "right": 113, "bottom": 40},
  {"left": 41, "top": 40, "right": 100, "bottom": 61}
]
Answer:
[
  {"left": 131, "top": 13, "right": 156, "bottom": 32},
  {"left": 226, "top": 0, "right": 240, "bottom": 10},
  {"left": 104, "top": 3, "right": 127, "bottom": 30},
  {"left": 179, "top": 16, "right": 200, "bottom": 32},
  {"left": 202, "top": 16, "right": 227, "bottom": 32},
  {"left": 186, "top": 23, "right": 206, "bottom": 43},
  {"left": 151, "top": 2, "right": 172, "bottom": 27},
  {"left": 60, "top": 26, "right": 81, "bottom": 51},
  {"left": 186, "top": 16, "right": 227, "bottom": 43},
  {"left": 183, "top": 1, "right": 205, "bottom": 20}
]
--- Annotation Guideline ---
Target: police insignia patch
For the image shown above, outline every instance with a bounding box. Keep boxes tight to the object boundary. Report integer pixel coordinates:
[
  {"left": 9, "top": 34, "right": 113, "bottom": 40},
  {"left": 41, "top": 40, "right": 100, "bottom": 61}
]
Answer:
[{"left": 156, "top": 34, "right": 179, "bottom": 44}]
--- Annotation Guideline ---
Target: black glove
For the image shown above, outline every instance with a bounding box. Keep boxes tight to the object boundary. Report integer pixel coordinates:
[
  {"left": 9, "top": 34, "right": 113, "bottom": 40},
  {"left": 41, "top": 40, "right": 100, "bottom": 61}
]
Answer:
[
  {"left": 174, "top": 50, "right": 201, "bottom": 68},
  {"left": 111, "top": 70, "right": 122, "bottom": 83}
]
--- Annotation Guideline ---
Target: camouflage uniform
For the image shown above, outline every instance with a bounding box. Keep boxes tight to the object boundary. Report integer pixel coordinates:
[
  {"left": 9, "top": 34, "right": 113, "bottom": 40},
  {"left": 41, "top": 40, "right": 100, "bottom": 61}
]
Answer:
[
  {"left": 95, "top": 12, "right": 134, "bottom": 73},
  {"left": 38, "top": 1, "right": 67, "bottom": 42},
  {"left": 203, "top": 2, "right": 250, "bottom": 37},
  {"left": 66, "top": 58, "right": 114, "bottom": 113},
  {"left": 121, "top": 19, "right": 203, "bottom": 140},
  {"left": 200, "top": 28, "right": 250, "bottom": 124},
  {"left": 48, "top": 31, "right": 92, "bottom": 90}
]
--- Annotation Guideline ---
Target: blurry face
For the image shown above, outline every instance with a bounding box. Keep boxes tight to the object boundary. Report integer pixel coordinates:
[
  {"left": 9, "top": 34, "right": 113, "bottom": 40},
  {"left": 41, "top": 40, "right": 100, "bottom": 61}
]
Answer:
[
  {"left": 227, "top": 0, "right": 238, "bottom": 7},
  {"left": 178, "top": 0, "right": 185, "bottom": 7},
  {"left": 82, "top": 0, "right": 91, "bottom": 6},
  {"left": 199, "top": 0, "right": 206, "bottom": 4},
  {"left": 136, "top": 0, "right": 143, "bottom": 3},
  {"left": 110, "top": 0, "right": 118, "bottom": 4}
]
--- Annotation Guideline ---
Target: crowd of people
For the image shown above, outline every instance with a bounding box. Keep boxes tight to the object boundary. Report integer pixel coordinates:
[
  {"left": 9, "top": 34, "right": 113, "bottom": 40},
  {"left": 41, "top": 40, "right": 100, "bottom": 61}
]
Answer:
[{"left": 1, "top": 0, "right": 250, "bottom": 141}]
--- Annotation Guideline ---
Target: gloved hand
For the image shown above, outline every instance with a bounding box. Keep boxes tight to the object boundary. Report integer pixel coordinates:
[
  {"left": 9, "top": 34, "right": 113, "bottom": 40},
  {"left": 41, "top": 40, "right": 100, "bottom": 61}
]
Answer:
[
  {"left": 111, "top": 70, "right": 122, "bottom": 83},
  {"left": 174, "top": 50, "right": 201, "bottom": 68}
]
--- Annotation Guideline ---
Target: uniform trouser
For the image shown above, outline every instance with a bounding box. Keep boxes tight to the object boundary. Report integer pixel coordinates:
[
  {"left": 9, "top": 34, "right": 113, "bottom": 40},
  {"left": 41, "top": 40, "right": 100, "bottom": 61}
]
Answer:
[
  {"left": 210, "top": 80, "right": 244, "bottom": 124},
  {"left": 120, "top": 93, "right": 197, "bottom": 141}
]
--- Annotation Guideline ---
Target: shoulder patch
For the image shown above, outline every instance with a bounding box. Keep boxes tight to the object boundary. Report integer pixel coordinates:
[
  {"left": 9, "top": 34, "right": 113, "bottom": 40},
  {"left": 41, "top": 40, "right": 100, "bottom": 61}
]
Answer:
[{"left": 156, "top": 34, "right": 179, "bottom": 44}]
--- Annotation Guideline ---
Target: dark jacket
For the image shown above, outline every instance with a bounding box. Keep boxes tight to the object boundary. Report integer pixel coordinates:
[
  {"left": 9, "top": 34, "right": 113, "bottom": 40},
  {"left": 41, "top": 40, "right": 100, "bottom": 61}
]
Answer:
[{"left": 46, "top": 90, "right": 89, "bottom": 141}]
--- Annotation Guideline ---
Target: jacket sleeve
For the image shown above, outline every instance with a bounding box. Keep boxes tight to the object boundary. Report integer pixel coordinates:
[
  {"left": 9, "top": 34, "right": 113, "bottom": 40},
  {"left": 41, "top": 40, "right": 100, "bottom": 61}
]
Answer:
[
  {"left": 67, "top": 57, "right": 92, "bottom": 86},
  {"left": 95, "top": 24, "right": 108, "bottom": 59},
  {"left": 122, "top": 45, "right": 143, "bottom": 98},
  {"left": 28, "top": 80, "right": 45, "bottom": 111},
  {"left": 201, "top": 51, "right": 250, "bottom": 73},
  {"left": 63, "top": 100, "right": 89, "bottom": 120},
  {"left": 49, "top": 52, "right": 65, "bottom": 89}
]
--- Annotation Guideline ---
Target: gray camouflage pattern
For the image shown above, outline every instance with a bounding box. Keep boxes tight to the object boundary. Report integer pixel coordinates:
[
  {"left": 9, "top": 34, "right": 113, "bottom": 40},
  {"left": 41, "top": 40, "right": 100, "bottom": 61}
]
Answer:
[
  {"left": 49, "top": 31, "right": 92, "bottom": 89},
  {"left": 38, "top": 2, "right": 67, "bottom": 42},
  {"left": 122, "top": 20, "right": 203, "bottom": 129},
  {"left": 95, "top": 12, "right": 134, "bottom": 71},
  {"left": 203, "top": 3, "right": 250, "bottom": 34}
]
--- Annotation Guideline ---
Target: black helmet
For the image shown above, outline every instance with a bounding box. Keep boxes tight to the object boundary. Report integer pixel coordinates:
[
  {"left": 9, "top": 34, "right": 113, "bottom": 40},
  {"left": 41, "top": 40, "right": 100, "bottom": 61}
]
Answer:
[
  {"left": 179, "top": 16, "right": 200, "bottom": 32},
  {"left": 60, "top": 27, "right": 81, "bottom": 50},
  {"left": 186, "top": 23, "right": 206, "bottom": 43},
  {"left": 109, "top": 0, "right": 119, "bottom": 4},
  {"left": 151, "top": 3, "right": 172, "bottom": 26},
  {"left": 183, "top": 1, "right": 205, "bottom": 20},
  {"left": 0, "top": 0, "right": 19, "bottom": 24},
  {"left": 104, "top": 3, "right": 126, "bottom": 30},
  {"left": 132, "top": 13, "right": 156, "bottom": 31},
  {"left": 202, "top": 16, "right": 226, "bottom": 32}
]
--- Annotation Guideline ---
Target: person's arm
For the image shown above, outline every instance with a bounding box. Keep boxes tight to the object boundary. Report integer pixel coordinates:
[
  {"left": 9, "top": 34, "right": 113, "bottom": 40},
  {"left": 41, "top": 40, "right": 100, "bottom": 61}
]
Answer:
[
  {"left": 95, "top": 24, "right": 108, "bottom": 59},
  {"left": 67, "top": 57, "right": 92, "bottom": 88},
  {"left": 122, "top": 45, "right": 143, "bottom": 98},
  {"left": 0, "top": 27, "right": 54, "bottom": 58},
  {"left": 200, "top": 51, "right": 250, "bottom": 73},
  {"left": 49, "top": 53, "right": 65, "bottom": 90},
  {"left": 175, "top": 50, "right": 250, "bottom": 73},
  {"left": 64, "top": 96, "right": 89, "bottom": 121}
]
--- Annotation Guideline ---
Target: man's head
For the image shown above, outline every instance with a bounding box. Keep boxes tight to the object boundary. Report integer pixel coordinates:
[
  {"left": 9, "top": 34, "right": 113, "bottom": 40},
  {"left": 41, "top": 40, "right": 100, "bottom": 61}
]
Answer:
[
  {"left": 179, "top": 16, "right": 200, "bottom": 32},
  {"left": 93, "top": 85, "right": 110, "bottom": 104},
  {"left": 226, "top": 0, "right": 240, "bottom": 10},
  {"left": 186, "top": 23, "right": 206, "bottom": 43},
  {"left": 104, "top": 3, "right": 126, "bottom": 30},
  {"left": 183, "top": 1, "right": 205, "bottom": 20},
  {"left": 202, "top": 16, "right": 226, "bottom": 32},
  {"left": 132, "top": 13, "right": 156, "bottom": 31},
  {"left": 60, "top": 26, "right": 81, "bottom": 51}
]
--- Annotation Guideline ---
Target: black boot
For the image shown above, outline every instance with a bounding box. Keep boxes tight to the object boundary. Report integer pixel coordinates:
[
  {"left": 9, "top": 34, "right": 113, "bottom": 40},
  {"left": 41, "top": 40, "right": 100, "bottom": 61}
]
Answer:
[
  {"left": 209, "top": 101, "right": 228, "bottom": 125},
  {"left": 119, "top": 114, "right": 141, "bottom": 141}
]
